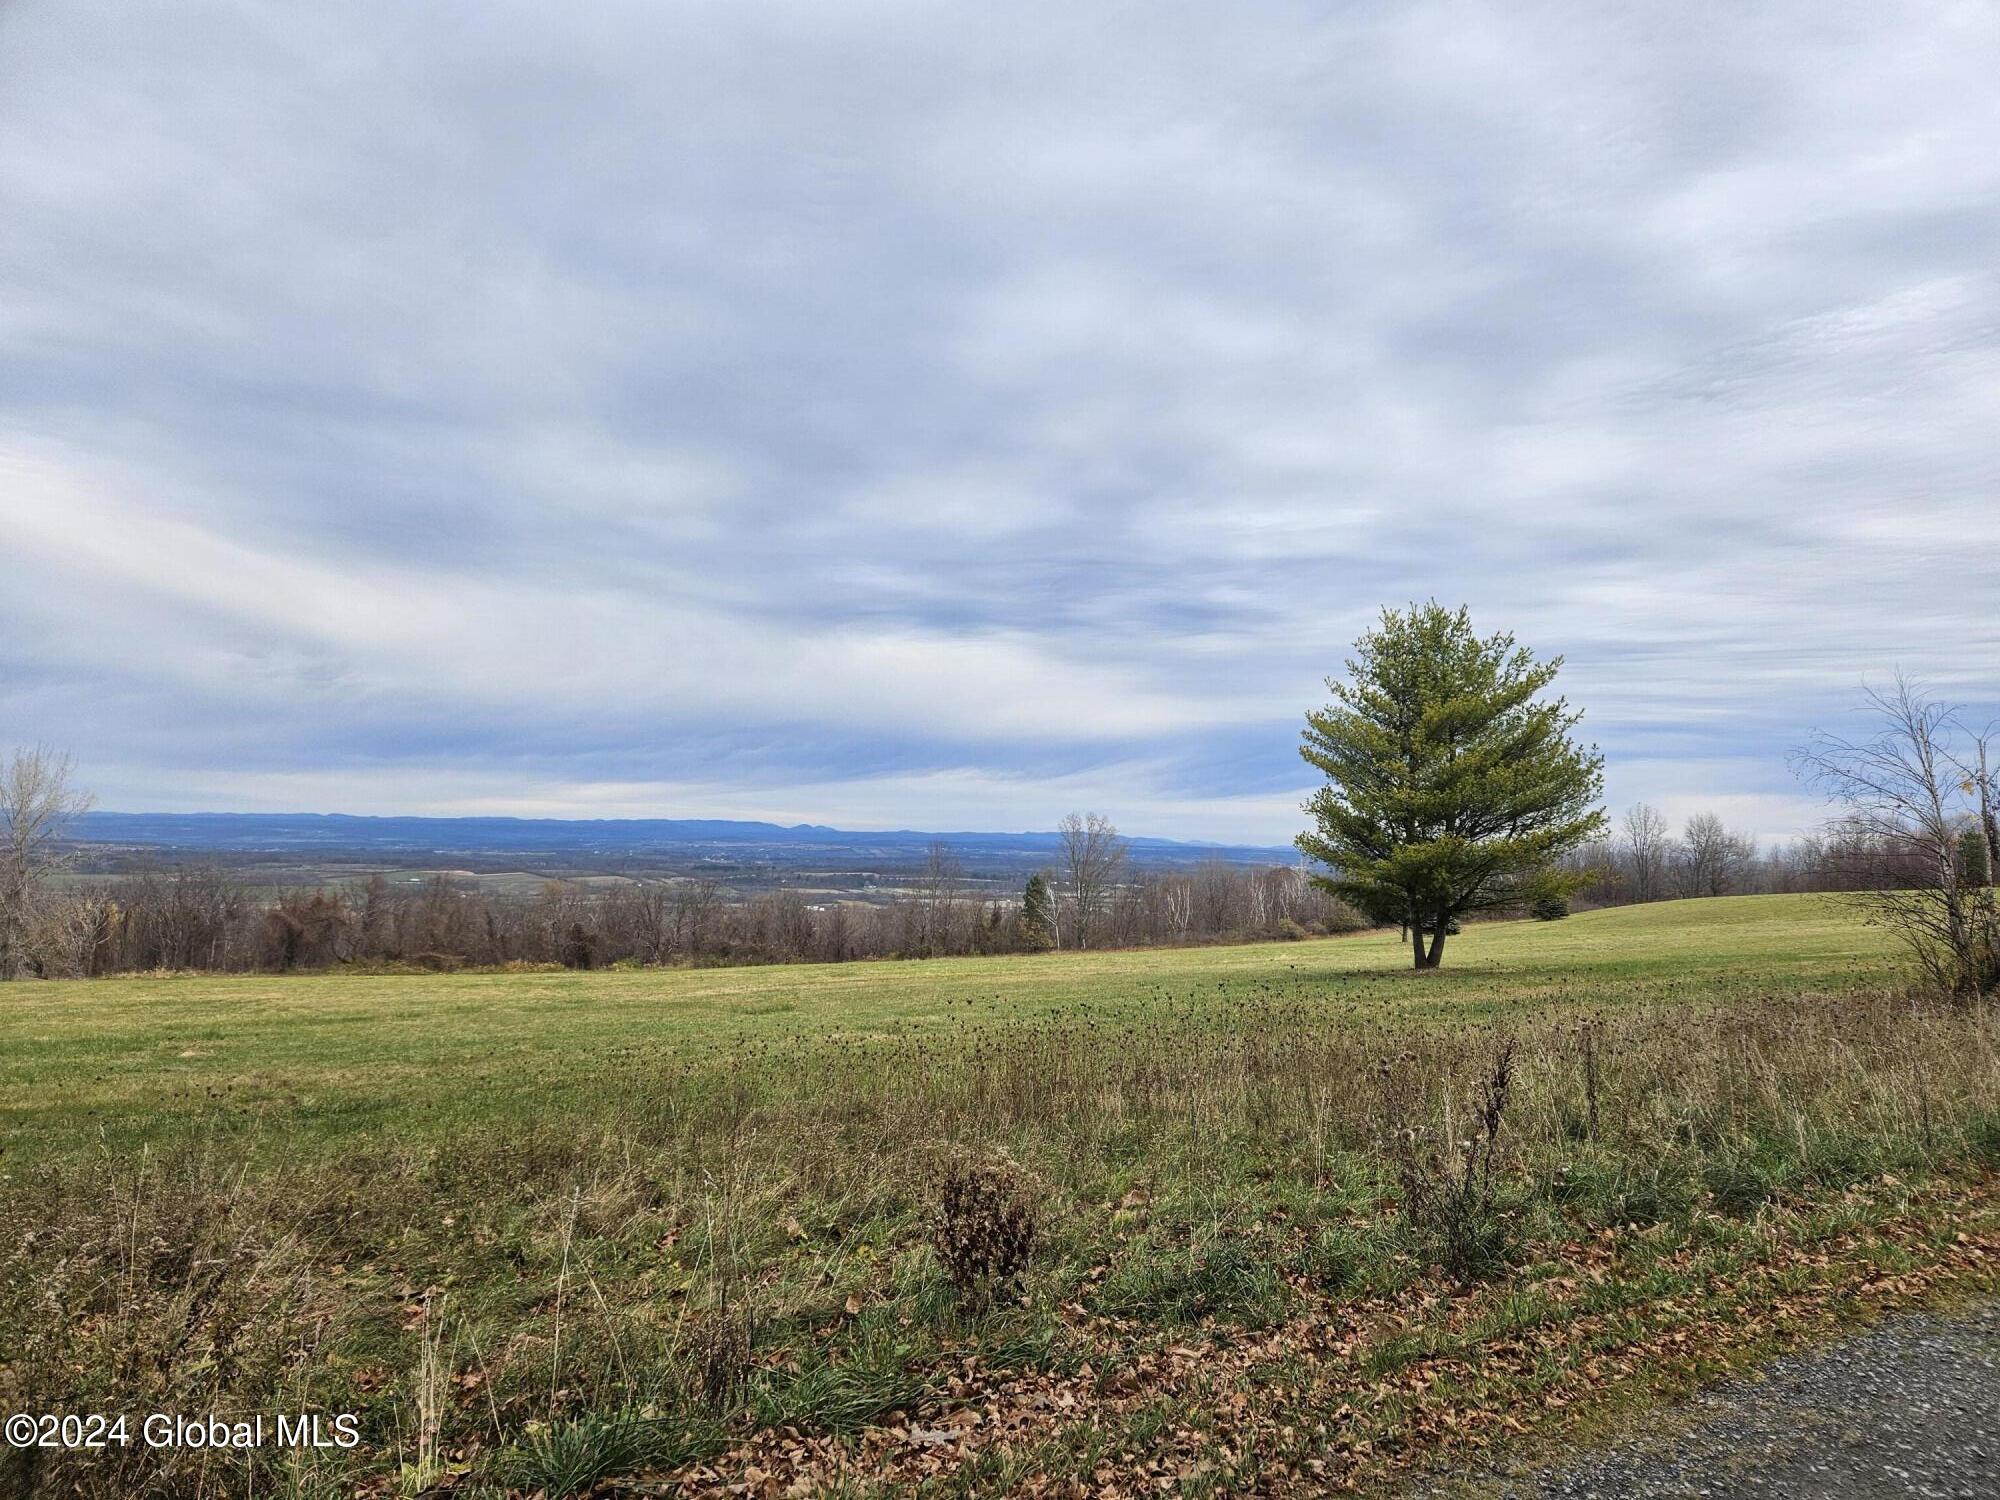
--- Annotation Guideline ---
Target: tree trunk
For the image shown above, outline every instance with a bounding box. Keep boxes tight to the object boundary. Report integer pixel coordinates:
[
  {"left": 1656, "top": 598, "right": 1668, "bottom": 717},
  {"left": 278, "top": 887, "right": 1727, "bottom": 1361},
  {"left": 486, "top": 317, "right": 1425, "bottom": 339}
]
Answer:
[
  {"left": 1410, "top": 923, "right": 1426, "bottom": 968},
  {"left": 1423, "top": 923, "right": 1448, "bottom": 968}
]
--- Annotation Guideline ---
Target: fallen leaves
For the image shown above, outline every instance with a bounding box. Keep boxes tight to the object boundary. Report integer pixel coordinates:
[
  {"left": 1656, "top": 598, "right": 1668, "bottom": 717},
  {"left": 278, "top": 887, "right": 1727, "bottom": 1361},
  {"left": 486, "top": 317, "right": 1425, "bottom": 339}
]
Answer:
[{"left": 660, "top": 1176, "right": 2000, "bottom": 1498}]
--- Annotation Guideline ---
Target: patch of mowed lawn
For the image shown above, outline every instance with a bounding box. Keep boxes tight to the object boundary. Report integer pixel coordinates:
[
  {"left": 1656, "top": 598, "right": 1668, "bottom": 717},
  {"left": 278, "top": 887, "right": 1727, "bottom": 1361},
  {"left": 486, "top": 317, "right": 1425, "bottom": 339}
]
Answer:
[
  {"left": 0, "top": 894, "right": 1890, "bottom": 1157},
  {"left": 10, "top": 893, "right": 1992, "bottom": 1500}
]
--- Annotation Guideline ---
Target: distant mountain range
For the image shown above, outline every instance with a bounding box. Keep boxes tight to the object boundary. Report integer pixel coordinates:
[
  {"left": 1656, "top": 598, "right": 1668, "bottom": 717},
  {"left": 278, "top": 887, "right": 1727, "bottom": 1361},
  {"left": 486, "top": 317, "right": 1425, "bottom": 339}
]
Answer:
[{"left": 67, "top": 812, "right": 1298, "bottom": 874}]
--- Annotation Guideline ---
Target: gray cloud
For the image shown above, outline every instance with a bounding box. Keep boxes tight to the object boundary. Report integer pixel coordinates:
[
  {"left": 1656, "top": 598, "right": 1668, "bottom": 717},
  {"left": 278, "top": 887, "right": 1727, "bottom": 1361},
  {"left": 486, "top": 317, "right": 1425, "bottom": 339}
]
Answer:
[{"left": 1, "top": 0, "right": 1995, "bottom": 843}]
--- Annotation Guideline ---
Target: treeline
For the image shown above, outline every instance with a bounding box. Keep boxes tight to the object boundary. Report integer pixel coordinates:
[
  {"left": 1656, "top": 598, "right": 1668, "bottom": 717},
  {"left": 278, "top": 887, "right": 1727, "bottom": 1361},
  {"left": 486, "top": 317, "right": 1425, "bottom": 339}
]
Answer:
[
  {"left": 1562, "top": 804, "right": 1997, "bottom": 907},
  {"left": 27, "top": 857, "right": 1365, "bottom": 978},
  {"left": 35, "top": 806, "right": 1988, "bottom": 978}
]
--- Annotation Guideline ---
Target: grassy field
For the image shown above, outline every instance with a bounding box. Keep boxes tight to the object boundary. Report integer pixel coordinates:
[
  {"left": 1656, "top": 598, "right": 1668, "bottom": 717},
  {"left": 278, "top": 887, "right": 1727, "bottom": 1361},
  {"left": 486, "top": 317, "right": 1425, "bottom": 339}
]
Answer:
[
  {"left": 1, "top": 893, "right": 1894, "bottom": 1156},
  {"left": 5, "top": 894, "right": 1999, "bottom": 1499}
]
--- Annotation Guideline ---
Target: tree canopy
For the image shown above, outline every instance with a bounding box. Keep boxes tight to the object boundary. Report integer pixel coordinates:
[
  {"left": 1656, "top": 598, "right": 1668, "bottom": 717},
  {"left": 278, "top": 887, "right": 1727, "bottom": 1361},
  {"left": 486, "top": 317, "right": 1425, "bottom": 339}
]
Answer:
[{"left": 1297, "top": 603, "right": 1604, "bottom": 968}]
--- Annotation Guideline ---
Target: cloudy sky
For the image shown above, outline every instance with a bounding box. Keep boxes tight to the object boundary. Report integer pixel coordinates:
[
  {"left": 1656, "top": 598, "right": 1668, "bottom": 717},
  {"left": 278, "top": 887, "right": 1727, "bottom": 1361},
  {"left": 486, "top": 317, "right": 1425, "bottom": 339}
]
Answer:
[{"left": 2, "top": 2, "right": 1995, "bottom": 845}]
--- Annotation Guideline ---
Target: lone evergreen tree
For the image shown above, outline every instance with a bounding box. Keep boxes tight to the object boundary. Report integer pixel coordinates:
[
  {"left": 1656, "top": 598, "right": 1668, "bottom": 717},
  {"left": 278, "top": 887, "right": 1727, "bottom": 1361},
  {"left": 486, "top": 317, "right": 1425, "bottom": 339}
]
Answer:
[
  {"left": 1297, "top": 603, "right": 1605, "bottom": 969},
  {"left": 1021, "top": 872, "right": 1056, "bottom": 949},
  {"left": 1960, "top": 825, "right": 1991, "bottom": 889}
]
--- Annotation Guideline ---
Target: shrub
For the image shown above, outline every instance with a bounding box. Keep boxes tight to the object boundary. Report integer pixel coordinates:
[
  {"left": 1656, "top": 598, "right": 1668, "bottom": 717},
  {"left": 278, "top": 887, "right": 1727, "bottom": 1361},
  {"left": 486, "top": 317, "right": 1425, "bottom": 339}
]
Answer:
[
  {"left": 1531, "top": 892, "right": 1570, "bottom": 921},
  {"left": 930, "top": 1155, "right": 1036, "bottom": 1305},
  {"left": 1380, "top": 1042, "right": 1521, "bottom": 1281}
]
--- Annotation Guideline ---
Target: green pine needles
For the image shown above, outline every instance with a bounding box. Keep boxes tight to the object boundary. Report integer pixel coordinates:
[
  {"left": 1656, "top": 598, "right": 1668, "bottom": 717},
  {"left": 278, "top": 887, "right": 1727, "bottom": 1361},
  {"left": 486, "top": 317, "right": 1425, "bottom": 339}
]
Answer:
[{"left": 1297, "top": 602, "right": 1605, "bottom": 969}]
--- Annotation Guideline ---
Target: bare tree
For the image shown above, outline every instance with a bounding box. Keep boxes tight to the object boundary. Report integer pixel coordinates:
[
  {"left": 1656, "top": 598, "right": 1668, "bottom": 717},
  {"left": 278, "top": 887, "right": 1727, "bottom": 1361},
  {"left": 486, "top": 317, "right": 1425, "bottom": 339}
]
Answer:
[
  {"left": 124, "top": 862, "right": 245, "bottom": 970},
  {"left": 262, "top": 887, "right": 354, "bottom": 972},
  {"left": 622, "top": 880, "right": 674, "bottom": 964},
  {"left": 26, "top": 880, "right": 121, "bottom": 978},
  {"left": 913, "top": 840, "right": 963, "bottom": 956},
  {"left": 1056, "top": 811, "right": 1128, "bottom": 950},
  {"left": 1677, "top": 811, "right": 1754, "bottom": 898},
  {"left": 1160, "top": 873, "right": 1194, "bottom": 942},
  {"left": 670, "top": 877, "right": 722, "bottom": 957},
  {"left": 1795, "top": 677, "right": 2000, "bottom": 994},
  {"left": 1193, "top": 859, "right": 1241, "bottom": 936},
  {"left": 1621, "top": 803, "right": 1670, "bottom": 902},
  {"left": 0, "top": 747, "right": 95, "bottom": 978}
]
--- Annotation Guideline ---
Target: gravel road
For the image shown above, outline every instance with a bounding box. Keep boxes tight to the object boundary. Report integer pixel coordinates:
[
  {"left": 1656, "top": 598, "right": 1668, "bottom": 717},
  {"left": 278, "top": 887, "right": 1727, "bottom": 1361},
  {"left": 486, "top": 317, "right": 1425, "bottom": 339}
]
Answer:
[{"left": 1463, "top": 1301, "right": 2000, "bottom": 1499}]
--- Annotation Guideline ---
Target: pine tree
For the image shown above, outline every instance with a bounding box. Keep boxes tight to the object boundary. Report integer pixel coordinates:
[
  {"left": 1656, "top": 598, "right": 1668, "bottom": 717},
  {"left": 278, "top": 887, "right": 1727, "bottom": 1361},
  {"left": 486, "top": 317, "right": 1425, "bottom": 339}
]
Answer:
[
  {"left": 1960, "top": 825, "right": 1991, "bottom": 888},
  {"left": 1020, "top": 872, "right": 1056, "bottom": 950},
  {"left": 1297, "top": 602, "right": 1605, "bottom": 969}
]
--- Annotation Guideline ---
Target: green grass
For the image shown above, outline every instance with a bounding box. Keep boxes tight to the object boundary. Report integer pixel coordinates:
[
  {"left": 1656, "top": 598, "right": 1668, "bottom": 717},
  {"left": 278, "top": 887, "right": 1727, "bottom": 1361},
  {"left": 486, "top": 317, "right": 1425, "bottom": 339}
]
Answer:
[
  {"left": 0, "top": 894, "right": 1891, "bottom": 1157},
  {"left": 11, "top": 892, "right": 1996, "bottom": 1500}
]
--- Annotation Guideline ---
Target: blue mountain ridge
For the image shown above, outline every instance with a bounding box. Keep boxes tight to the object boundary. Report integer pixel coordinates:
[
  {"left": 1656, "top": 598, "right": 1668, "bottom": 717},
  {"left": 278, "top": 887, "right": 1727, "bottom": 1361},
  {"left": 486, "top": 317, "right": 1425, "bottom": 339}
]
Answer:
[{"left": 69, "top": 812, "right": 1297, "bottom": 866}]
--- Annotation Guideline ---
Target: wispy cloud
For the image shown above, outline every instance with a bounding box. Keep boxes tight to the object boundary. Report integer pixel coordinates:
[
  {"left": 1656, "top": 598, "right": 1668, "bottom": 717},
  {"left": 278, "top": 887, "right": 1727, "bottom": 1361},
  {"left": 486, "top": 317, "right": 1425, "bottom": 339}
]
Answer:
[{"left": 2, "top": 1, "right": 1995, "bottom": 844}]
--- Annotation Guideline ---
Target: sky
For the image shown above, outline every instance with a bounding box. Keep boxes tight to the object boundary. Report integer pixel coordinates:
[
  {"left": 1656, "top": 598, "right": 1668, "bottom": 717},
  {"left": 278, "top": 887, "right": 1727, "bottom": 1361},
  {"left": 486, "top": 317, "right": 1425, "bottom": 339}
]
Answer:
[{"left": 1, "top": 2, "right": 1996, "bottom": 847}]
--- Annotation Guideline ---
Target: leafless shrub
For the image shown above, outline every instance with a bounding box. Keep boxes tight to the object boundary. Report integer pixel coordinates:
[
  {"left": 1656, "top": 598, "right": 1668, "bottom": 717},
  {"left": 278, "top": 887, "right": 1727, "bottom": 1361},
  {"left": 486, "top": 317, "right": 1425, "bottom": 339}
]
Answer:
[
  {"left": 929, "top": 1154, "right": 1036, "bottom": 1305},
  {"left": 1796, "top": 676, "right": 2000, "bottom": 996}
]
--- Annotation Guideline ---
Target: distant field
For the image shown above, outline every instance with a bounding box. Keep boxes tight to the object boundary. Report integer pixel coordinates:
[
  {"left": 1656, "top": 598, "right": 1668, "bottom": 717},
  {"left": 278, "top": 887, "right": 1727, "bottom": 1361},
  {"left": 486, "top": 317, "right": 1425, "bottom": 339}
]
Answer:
[{"left": 1, "top": 894, "right": 1893, "bottom": 1156}]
